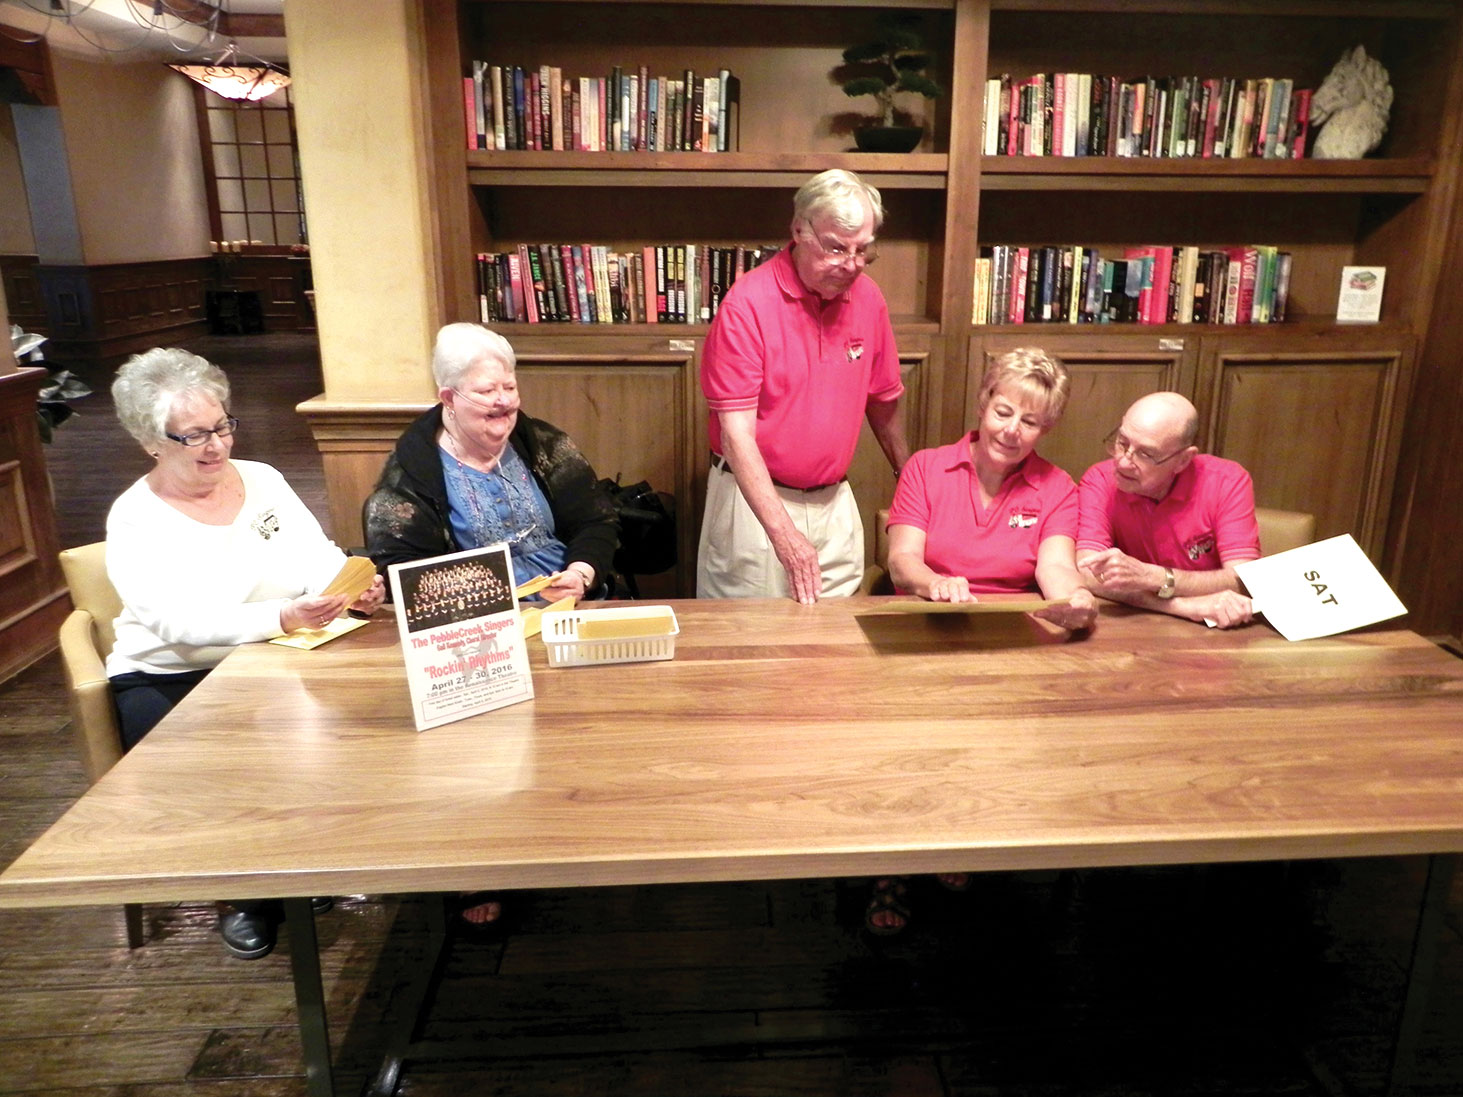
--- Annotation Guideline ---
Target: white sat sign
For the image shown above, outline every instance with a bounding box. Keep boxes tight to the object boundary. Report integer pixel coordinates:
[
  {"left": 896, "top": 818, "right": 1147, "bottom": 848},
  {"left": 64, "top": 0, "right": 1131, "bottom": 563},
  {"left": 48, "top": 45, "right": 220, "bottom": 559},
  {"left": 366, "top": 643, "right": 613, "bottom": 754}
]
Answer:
[{"left": 1234, "top": 534, "right": 1406, "bottom": 641}]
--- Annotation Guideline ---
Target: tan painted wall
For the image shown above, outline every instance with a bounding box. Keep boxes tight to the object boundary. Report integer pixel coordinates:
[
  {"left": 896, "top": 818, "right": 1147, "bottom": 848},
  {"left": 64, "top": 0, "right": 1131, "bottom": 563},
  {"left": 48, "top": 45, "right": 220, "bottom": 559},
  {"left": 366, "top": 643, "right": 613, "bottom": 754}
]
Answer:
[
  {"left": 0, "top": 107, "right": 36, "bottom": 255},
  {"left": 288, "top": 0, "right": 440, "bottom": 403},
  {"left": 49, "top": 56, "right": 210, "bottom": 265}
]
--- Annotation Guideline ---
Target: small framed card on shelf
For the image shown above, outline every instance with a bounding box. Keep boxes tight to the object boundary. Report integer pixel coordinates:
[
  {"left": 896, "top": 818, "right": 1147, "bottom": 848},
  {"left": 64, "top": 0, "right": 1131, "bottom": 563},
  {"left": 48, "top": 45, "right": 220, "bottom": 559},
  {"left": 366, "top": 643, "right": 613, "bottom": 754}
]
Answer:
[{"left": 1336, "top": 265, "right": 1386, "bottom": 323}]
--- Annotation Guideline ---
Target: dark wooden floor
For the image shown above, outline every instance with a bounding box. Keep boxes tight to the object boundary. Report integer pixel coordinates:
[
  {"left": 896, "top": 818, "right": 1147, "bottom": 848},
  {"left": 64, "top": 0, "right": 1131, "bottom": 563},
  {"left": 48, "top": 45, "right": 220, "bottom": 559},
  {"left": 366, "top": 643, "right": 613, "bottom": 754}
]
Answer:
[{"left": 3, "top": 333, "right": 1462, "bottom": 1095}]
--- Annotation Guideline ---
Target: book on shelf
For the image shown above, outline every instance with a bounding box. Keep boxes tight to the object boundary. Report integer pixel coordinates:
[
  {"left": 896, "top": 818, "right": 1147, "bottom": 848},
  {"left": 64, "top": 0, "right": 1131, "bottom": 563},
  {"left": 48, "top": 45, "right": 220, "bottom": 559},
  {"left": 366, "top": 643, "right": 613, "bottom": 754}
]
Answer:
[
  {"left": 983, "top": 71, "right": 1311, "bottom": 159},
  {"left": 465, "top": 61, "right": 738, "bottom": 153},
  {"left": 1336, "top": 265, "right": 1385, "bottom": 323},
  {"left": 970, "top": 243, "right": 1293, "bottom": 326},
  {"left": 474, "top": 244, "right": 779, "bottom": 325},
  {"left": 464, "top": 77, "right": 479, "bottom": 152}
]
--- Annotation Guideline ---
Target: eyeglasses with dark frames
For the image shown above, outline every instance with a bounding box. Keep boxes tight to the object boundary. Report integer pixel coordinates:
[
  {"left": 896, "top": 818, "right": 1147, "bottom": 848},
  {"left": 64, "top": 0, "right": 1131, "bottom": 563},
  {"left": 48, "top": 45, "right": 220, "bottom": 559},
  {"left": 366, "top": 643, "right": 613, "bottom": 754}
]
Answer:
[{"left": 166, "top": 417, "right": 240, "bottom": 447}]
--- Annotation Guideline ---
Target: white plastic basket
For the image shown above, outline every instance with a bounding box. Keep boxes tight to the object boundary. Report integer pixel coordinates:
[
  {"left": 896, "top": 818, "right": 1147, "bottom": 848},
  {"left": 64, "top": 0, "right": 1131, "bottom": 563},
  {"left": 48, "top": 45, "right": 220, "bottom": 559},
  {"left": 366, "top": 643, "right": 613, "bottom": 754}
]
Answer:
[{"left": 541, "top": 605, "right": 680, "bottom": 668}]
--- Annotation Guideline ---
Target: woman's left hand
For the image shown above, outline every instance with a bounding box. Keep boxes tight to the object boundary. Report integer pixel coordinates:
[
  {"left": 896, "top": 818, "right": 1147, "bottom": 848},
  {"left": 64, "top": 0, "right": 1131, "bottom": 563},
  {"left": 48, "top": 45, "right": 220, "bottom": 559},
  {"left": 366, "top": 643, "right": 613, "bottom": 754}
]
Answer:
[
  {"left": 350, "top": 574, "right": 386, "bottom": 616},
  {"left": 1033, "top": 587, "right": 1098, "bottom": 632}
]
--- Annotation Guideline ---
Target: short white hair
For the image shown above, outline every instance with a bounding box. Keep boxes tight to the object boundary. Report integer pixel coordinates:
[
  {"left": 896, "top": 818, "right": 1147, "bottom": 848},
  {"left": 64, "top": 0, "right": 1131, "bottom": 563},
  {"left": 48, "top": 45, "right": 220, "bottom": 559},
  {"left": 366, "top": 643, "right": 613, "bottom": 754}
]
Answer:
[
  {"left": 112, "top": 348, "right": 230, "bottom": 447},
  {"left": 431, "top": 323, "right": 516, "bottom": 392},
  {"left": 793, "top": 169, "right": 884, "bottom": 233}
]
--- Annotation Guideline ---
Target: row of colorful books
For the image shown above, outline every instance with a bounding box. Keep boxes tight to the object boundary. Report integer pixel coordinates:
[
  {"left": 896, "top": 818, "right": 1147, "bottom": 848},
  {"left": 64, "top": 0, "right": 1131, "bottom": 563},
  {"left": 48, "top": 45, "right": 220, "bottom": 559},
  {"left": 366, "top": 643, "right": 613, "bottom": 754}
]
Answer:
[
  {"left": 463, "top": 63, "right": 739, "bottom": 153},
  {"left": 981, "top": 74, "right": 1311, "bottom": 160},
  {"left": 476, "top": 243, "right": 779, "bottom": 325},
  {"left": 972, "top": 244, "right": 1294, "bottom": 325}
]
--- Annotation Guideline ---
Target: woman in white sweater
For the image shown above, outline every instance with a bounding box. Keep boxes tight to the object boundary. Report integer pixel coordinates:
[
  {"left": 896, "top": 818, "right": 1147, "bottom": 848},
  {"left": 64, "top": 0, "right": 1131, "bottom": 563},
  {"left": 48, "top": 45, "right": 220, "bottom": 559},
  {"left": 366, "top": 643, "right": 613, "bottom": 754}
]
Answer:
[{"left": 104, "top": 347, "right": 384, "bottom": 958}]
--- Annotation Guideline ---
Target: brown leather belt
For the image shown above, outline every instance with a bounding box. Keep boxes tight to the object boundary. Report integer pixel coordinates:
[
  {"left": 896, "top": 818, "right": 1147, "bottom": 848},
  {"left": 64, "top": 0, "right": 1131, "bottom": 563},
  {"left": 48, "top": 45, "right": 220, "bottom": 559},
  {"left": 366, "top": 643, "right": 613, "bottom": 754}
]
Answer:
[{"left": 710, "top": 452, "right": 843, "bottom": 493}]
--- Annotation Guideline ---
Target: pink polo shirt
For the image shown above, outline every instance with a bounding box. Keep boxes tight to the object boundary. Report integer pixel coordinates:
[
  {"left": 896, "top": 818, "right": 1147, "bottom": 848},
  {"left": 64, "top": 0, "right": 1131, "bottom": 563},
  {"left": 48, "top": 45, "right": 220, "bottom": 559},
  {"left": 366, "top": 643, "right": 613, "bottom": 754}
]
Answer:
[
  {"left": 1076, "top": 454, "right": 1261, "bottom": 570},
  {"left": 888, "top": 434, "right": 1079, "bottom": 594},
  {"left": 701, "top": 246, "right": 904, "bottom": 489}
]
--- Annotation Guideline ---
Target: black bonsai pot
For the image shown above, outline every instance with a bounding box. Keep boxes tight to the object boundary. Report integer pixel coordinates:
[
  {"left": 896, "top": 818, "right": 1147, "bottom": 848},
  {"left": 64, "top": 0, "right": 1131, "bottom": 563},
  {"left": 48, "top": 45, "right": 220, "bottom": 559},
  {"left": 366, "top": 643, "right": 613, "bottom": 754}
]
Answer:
[{"left": 853, "top": 126, "right": 924, "bottom": 153}]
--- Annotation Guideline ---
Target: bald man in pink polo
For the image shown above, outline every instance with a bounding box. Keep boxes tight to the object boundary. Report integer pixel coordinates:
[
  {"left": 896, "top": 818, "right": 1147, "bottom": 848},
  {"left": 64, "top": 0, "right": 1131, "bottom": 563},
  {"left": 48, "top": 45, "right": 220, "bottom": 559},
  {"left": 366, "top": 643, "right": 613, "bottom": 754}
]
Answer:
[
  {"left": 1077, "top": 392, "right": 1260, "bottom": 628},
  {"left": 697, "top": 169, "right": 909, "bottom": 604}
]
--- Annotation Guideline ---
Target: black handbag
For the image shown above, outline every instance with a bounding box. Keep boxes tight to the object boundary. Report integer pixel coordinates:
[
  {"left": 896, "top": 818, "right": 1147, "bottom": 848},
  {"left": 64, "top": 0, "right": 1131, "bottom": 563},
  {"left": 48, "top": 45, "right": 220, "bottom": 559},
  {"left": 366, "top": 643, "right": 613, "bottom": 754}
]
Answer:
[{"left": 599, "top": 478, "right": 677, "bottom": 580}]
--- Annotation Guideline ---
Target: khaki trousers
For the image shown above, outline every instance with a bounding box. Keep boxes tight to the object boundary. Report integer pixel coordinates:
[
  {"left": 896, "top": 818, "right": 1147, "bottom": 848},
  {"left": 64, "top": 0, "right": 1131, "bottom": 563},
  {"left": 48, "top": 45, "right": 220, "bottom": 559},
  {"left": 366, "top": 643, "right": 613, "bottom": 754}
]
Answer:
[{"left": 696, "top": 463, "right": 865, "bottom": 599}]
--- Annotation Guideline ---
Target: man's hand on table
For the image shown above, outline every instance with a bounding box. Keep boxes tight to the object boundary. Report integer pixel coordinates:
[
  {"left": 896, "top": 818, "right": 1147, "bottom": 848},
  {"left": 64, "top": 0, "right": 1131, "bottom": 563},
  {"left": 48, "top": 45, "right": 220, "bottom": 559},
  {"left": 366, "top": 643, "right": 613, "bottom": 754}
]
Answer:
[
  {"left": 772, "top": 526, "right": 822, "bottom": 605},
  {"left": 1078, "top": 546, "right": 1165, "bottom": 596}
]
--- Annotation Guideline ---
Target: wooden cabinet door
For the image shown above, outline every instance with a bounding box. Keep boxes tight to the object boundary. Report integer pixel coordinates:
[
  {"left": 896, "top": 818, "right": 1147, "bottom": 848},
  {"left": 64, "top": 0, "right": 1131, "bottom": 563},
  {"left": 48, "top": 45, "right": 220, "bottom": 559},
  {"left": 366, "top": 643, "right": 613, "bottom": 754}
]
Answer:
[
  {"left": 968, "top": 333, "right": 1196, "bottom": 482},
  {"left": 1197, "top": 334, "right": 1415, "bottom": 558},
  {"left": 515, "top": 349, "right": 698, "bottom": 596}
]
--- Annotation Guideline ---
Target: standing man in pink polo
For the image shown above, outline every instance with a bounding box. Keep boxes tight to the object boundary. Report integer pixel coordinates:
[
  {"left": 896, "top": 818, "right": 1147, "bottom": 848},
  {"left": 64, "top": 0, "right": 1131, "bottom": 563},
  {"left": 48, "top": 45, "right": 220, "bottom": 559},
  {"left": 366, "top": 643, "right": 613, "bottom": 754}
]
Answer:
[
  {"left": 1076, "top": 391, "right": 1260, "bottom": 628},
  {"left": 697, "top": 169, "right": 909, "bottom": 603}
]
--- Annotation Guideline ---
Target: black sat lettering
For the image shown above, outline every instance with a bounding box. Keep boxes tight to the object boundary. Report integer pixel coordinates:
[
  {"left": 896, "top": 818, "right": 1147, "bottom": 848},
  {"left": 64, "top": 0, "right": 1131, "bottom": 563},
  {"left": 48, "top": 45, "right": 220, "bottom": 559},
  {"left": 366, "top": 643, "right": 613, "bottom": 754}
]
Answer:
[{"left": 1304, "top": 569, "right": 1339, "bottom": 606}]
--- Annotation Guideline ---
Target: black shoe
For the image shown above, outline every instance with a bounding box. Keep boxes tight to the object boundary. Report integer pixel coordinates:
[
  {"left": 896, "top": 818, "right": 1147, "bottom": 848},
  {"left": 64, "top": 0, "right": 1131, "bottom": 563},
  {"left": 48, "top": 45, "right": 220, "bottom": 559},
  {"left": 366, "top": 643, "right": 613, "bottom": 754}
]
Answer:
[
  {"left": 218, "top": 907, "right": 276, "bottom": 959},
  {"left": 310, "top": 896, "right": 333, "bottom": 915}
]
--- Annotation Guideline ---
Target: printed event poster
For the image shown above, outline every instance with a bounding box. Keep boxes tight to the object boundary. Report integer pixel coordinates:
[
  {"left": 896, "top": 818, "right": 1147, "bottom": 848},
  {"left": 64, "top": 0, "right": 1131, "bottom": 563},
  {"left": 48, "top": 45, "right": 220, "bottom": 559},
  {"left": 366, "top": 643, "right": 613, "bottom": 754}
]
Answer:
[
  {"left": 387, "top": 543, "right": 534, "bottom": 731},
  {"left": 1235, "top": 534, "right": 1407, "bottom": 642}
]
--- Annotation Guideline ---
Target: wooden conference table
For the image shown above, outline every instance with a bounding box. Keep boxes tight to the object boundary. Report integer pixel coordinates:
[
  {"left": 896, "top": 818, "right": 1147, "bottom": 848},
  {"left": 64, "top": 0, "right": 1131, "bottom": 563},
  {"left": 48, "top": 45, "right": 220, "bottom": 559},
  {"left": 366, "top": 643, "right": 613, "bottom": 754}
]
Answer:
[{"left": 3, "top": 597, "right": 1463, "bottom": 1094}]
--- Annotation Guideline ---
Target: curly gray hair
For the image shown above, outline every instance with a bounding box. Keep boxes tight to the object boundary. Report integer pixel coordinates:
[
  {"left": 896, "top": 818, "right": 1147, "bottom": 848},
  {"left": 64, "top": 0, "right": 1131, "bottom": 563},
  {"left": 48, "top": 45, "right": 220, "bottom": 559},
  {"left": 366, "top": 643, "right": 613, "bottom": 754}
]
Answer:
[
  {"left": 111, "top": 348, "right": 231, "bottom": 447},
  {"left": 431, "top": 322, "right": 517, "bottom": 393}
]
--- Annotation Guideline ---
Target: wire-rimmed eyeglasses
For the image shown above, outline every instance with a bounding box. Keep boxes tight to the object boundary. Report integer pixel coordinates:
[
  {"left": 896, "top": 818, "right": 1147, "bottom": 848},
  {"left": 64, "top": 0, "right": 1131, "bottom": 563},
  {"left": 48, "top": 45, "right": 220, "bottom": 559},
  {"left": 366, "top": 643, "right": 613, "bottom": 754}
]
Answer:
[
  {"left": 799, "top": 224, "right": 879, "bottom": 267},
  {"left": 1103, "top": 427, "right": 1185, "bottom": 471}
]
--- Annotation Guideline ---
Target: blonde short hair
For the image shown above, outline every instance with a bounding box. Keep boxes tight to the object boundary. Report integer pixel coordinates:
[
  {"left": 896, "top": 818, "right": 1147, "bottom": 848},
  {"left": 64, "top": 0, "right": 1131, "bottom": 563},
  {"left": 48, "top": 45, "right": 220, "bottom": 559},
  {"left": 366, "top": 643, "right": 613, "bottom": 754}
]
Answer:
[{"left": 977, "top": 347, "right": 1070, "bottom": 426}]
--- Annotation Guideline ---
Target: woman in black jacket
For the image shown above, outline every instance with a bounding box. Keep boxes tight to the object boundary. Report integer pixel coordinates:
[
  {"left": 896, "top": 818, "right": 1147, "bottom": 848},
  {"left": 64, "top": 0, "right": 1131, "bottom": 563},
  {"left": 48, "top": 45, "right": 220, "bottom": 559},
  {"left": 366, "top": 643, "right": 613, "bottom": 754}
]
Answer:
[{"left": 365, "top": 322, "right": 618, "bottom": 603}]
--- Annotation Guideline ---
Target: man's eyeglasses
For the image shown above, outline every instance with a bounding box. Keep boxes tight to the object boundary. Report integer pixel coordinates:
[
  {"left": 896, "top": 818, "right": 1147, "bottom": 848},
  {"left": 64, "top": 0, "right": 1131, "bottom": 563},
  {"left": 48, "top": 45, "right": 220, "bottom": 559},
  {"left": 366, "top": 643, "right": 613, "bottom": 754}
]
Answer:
[
  {"left": 166, "top": 417, "right": 240, "bottom": 447},
  {"left": 801, "top": 225, "right": 878, "bottom": 267},
  {"left": 1103, "top": 428, "right": 1185, "bottom": 471}
]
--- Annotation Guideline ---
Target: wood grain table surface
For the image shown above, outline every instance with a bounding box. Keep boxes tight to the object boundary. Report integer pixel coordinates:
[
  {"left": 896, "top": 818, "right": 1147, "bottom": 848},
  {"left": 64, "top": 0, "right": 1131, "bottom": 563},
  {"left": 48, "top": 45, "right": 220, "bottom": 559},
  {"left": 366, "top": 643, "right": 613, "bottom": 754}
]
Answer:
[{"left": 4, "top": 597, "right": 1463, "bottom": 908}]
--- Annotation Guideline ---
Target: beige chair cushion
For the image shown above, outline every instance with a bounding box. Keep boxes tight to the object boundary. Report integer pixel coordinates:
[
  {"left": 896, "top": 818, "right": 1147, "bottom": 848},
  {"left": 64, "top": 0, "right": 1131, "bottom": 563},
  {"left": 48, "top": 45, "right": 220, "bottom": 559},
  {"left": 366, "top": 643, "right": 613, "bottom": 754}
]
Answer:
[
  {"left": 60, "top": 542, "right": 121, "bottom": 656},
  {"left": 1255, "top": 507, "right": 1316, "bottom": 557},
  {"left": 57, "top": 542, "right": 125, "bottom": 785}
]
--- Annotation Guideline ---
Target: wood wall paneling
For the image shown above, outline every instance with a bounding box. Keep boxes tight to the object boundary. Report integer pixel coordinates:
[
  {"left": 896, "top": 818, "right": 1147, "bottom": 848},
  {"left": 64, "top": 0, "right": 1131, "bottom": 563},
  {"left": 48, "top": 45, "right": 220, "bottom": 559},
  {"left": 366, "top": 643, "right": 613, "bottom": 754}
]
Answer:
[
  {"left": 0, "top": 256, "right": 47, "bottom": 335},
  {"left": 216, "top": 254, "right": 315, "bottom": 332},
  {"left": 296, "top": 401, "right": 425, "bottom": 549},
  {"left": 849, "top": 349, "right": 930, "bottom": 557},
  {"left": 31, "top": 260, "right": 211, "bottom": 367},
  {"left": 515, "top": 352, "right": 696, "bottom": 595},
  {"left": 1201, "top": 342, "right": 1412, "bottom": 559}
]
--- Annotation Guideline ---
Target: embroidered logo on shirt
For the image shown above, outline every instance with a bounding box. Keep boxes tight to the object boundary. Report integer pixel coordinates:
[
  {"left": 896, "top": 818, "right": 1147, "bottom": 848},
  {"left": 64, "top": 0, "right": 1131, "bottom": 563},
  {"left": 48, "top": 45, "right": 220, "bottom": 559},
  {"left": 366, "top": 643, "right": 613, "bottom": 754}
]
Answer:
[
  {"left": 1008, "top": 506, "right": 1040, "bottom": 529},
  {"left": 1185, "top": 534, "right": 1216, "bottom": 561},
  {"left": 252, "top": 508, "right": 281, "bottom": 540},
  {"left": 846, "top": 339, "right": 864, "bottom": 362}
]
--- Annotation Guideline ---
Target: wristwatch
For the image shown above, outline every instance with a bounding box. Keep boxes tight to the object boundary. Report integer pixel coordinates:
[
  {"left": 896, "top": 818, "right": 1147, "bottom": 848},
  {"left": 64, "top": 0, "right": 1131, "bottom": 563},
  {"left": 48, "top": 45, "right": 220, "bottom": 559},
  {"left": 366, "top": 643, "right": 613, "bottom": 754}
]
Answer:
[{"left": 1156, "top": 567, "right": 1177, "bottom": 600}]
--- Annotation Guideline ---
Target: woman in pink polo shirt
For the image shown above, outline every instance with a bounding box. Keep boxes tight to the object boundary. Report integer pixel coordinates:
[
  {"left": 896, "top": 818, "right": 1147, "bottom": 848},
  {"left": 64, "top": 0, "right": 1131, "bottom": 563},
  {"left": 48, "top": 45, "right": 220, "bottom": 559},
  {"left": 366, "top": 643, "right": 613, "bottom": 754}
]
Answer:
[
  {"left": 887, "top": 346, "right": 1097, "bottom": 628},
  {"left": 866, "top": 347, "right": 1096, "bottom": 935}
]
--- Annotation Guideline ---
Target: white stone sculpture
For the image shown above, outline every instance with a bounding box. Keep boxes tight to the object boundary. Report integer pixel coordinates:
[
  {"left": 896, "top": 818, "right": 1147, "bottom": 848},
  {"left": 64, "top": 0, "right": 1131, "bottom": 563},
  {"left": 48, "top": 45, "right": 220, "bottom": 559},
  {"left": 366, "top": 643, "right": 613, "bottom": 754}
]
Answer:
[{"left": 1310, "top": 45, "right": 1393, "bottom": 159}]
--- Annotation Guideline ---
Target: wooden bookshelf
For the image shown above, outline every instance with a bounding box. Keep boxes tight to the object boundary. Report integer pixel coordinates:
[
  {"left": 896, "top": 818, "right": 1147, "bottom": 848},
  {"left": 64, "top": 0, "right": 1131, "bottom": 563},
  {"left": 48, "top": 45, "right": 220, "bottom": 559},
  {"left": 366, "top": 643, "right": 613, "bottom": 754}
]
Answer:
[{"left": 418, "top": 0, "right": 1463, "bottom": 620}]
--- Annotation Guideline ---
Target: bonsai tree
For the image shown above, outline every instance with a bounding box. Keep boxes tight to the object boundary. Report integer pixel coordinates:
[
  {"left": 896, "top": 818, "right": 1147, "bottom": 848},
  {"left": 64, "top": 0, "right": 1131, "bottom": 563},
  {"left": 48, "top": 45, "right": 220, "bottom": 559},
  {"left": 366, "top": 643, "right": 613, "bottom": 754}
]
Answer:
[{"left": 841, "top": 12, "right": 942, "bottom": 128}]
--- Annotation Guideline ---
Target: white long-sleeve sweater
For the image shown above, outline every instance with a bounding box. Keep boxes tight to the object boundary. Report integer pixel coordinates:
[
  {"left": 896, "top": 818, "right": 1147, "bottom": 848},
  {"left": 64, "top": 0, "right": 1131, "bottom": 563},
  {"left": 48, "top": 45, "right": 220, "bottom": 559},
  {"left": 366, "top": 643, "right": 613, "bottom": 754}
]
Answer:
[{"left": 105, "top": 460, "right": 348, "bottom": 676}]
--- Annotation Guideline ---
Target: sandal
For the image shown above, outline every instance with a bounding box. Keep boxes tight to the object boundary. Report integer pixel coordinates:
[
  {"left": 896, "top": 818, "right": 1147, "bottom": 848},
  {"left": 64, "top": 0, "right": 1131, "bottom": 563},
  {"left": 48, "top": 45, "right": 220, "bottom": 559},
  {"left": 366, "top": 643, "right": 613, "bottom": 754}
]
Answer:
[
  {"left": 936, "top": 872, "right": 971, "bottom": 893},
  {"left": 454, "top": 891, "right": 508, "bottom": 937},
  {"left": 864, "top": 877, "right": 911, "bottom": 937}
]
